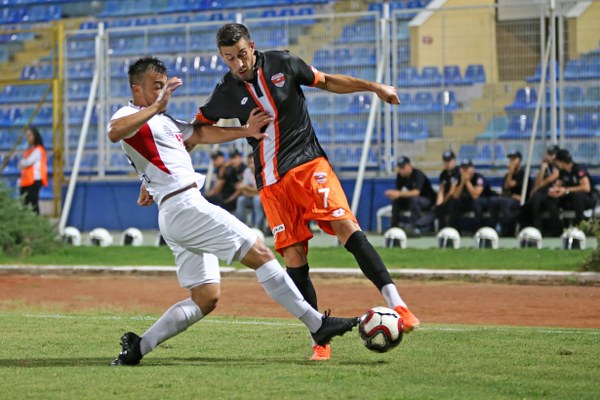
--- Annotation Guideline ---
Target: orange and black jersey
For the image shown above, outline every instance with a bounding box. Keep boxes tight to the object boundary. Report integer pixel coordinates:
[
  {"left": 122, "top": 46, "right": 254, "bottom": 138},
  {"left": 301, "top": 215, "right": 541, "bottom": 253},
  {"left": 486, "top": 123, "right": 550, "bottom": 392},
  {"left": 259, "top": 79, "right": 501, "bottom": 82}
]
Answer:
[{"left": 196, "top": 50, "right": 326, "bottom": 190}]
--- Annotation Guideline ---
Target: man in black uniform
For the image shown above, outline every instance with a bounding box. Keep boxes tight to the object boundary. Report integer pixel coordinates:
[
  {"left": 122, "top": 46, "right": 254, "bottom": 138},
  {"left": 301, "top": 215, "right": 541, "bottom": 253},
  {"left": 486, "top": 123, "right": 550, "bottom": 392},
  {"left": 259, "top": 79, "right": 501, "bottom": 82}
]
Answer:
[
  {"left": 193, "top": 23, "right": 420, "bottom": 360},
  {"left": 384, "top": 155, "right": 436, "bottom": 234},
  {"left": 488, "top": 150, "right": 529, "bottom": 236},
  {"left": 449, "top": 159, "right": 495, "bottom": 232},
  {"left": 546, "top": 149, "right": 596, "bottom": 227},
  {"left": 434, "top": 150, "right": 460, "bottom": 230},
  {"left": 524, "top": 145, "right": 560, "bottom": 234}
]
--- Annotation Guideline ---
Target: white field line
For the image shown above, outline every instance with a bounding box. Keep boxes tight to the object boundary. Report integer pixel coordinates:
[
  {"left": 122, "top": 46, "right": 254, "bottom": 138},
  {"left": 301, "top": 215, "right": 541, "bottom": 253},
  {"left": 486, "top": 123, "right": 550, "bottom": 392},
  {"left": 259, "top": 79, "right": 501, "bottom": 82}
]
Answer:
[{"left": 1, "top": 313, "right": 599, "bottom": 335}]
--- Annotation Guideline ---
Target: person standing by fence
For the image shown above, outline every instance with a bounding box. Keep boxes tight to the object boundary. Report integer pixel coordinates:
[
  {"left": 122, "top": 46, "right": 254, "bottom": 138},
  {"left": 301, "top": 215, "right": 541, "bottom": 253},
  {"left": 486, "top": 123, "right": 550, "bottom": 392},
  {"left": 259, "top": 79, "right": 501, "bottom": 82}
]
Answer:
[{"left": 18, "top": 126, "right": 48, "bottom": 215}]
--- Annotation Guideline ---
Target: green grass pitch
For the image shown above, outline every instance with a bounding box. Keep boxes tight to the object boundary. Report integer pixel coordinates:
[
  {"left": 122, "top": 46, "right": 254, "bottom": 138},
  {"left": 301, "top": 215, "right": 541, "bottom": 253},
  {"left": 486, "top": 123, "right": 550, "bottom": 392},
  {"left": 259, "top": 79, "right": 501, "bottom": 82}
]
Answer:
[{"left": 0, "top": 311, "right": 598, "bottom": 399}]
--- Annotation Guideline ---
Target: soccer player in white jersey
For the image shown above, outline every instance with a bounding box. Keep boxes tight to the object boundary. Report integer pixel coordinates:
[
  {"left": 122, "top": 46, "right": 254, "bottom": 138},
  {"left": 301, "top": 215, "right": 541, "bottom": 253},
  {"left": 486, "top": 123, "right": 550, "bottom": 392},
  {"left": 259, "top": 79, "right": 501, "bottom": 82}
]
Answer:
[{"left": 108, "top": 57, "right": 358, "bottom": 366}]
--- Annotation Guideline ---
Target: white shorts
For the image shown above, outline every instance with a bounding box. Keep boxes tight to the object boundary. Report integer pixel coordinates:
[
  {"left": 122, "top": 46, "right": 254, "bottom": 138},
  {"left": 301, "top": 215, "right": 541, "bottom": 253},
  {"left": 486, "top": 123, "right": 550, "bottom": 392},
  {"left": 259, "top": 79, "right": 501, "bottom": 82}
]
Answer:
[{"left": 158, "top": 189, "right": 257, "bottom": 289}]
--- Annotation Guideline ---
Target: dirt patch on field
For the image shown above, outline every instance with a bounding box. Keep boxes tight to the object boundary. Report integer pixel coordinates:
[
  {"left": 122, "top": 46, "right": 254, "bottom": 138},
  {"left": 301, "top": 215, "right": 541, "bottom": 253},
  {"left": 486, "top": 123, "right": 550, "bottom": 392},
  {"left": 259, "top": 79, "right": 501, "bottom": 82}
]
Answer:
[{"left": 1, "top": 275, "right": 599, "bottom": 328}]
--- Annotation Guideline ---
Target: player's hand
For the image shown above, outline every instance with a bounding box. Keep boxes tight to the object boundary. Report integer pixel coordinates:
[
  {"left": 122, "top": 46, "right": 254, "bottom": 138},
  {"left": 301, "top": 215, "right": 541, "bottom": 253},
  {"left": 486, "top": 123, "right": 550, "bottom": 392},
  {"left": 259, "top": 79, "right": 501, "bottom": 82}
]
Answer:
[
  {"left": 138, "top": 184, "right": 154, "bottom": 206},
  {"left": 155, "top": 77, "right": 183, "bottom": 113},
  {"left": 376, "top": 84, "right": 400, "bottom": 105},
  {"left": 245, "top": 107, "right": 272, "bottom": 140}
]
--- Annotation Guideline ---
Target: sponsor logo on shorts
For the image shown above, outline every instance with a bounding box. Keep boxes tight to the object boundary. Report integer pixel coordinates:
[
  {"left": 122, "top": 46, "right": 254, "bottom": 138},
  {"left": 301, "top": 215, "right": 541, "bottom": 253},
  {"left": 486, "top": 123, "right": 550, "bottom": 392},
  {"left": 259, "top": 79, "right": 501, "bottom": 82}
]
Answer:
[
  {"left": 272, "top": 224, "right": 285, "bottom": 236},
  {"left": 313, "top": 172, "right": 327, "bottom": 184},
  {"left": 332, "top": 208, "right": 346, "bottom": 218}
]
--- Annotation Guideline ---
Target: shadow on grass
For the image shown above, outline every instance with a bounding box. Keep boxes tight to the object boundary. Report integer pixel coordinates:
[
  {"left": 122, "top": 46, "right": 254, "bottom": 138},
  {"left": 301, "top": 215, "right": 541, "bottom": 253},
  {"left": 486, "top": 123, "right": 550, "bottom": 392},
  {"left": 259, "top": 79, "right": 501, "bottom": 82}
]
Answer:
[{"left": 0, "top": 356, "right": 387, "bottom": 368}]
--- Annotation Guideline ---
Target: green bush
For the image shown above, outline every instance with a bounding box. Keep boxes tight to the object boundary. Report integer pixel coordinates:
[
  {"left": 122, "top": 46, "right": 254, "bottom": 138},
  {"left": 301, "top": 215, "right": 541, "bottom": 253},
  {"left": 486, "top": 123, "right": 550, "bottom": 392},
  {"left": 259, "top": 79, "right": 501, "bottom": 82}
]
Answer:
[
  {"left": 0, "top": 183, "right": 62, "bottom": 257},
  {"left": 579, "top": 218, "right": 600, "bottom": 271}
]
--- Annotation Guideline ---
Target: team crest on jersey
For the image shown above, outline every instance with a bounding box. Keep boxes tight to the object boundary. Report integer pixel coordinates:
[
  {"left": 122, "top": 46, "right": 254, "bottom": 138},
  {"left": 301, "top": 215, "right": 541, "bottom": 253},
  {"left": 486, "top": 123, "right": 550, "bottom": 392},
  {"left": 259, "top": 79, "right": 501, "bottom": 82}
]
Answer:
[{"left": 271, "top": 72, "right": 285, "bottom": 88}]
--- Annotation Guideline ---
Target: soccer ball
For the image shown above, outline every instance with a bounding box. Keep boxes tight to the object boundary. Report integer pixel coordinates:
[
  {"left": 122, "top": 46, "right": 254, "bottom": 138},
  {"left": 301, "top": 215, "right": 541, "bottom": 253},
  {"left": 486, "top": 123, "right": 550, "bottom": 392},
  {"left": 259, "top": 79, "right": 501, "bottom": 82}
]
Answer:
[{"left": 358, "top": 306, "right": 404, "bottom": 353}]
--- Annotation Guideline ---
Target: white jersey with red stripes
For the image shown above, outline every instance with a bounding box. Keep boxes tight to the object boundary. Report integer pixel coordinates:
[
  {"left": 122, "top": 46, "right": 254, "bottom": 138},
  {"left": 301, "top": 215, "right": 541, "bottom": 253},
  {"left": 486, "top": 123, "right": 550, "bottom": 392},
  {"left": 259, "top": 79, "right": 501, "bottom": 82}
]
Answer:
[{"left": 110, "top": 102, "right": 205, "bottom": 205}]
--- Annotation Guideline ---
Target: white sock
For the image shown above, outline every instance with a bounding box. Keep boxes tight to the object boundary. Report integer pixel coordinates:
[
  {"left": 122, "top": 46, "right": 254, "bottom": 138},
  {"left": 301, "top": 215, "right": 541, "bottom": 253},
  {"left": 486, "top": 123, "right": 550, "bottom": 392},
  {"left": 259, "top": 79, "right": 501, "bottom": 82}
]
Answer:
[
  {"left": 255, "top": 259, "right": 323, "bottom": 333},
  {"left": 381, "top": 283, "right": 407, "bottom": 309},
  {"left": 140, "top": 298, "right": 203, "bottom": 355}
]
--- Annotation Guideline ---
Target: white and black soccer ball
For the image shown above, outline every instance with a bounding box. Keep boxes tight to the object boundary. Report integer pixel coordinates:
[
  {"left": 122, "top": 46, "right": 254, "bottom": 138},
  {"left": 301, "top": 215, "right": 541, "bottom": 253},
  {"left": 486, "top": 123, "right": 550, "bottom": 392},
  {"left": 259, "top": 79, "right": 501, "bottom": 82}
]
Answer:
[{"left": 358, "top": 306, "right": 404, "bottom": 353}]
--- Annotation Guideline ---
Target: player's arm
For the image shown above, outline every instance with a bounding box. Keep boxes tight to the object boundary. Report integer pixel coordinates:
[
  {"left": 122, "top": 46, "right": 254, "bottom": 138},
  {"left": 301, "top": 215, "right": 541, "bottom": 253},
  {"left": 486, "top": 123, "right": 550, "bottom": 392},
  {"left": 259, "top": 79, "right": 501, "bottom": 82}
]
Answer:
[
  {"left": 138, "top": 183, "right": 154, "bottom": 207},
  {"left": 315, "top": 73, "right": 400, "bottom": 105},
  {"left": 565, "top": 176, "right": 591, "bottom": 194},
  {"left": 108, "top": 77, "right": 182, "bottom": 143},
  {"left": 466, "top": 181, "right": 484, "bottom": 199},
  {"left": 186, "top": 108, "right": 271, "bottom": 147}
]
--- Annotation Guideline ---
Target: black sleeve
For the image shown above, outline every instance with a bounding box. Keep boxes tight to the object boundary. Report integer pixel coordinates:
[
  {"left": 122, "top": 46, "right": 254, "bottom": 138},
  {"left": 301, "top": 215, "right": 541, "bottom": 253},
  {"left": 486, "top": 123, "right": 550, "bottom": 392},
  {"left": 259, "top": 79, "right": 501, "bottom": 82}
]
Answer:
[
  {"left": 196, "top": 85, "right": 229, "bottom": 125},
  {"left": 413, "top": 171, "right": 427, "bottom": 193},
  {"left": 285, "top": 51, "right": 318, "bottom": 87}
]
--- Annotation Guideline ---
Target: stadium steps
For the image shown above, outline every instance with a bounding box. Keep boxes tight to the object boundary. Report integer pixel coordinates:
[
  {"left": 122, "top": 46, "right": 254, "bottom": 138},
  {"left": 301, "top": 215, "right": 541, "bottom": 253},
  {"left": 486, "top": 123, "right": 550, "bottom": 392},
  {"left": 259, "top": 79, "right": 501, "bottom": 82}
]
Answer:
[{"left": 441, "top": 81, "right": 522, "bottom": 142}]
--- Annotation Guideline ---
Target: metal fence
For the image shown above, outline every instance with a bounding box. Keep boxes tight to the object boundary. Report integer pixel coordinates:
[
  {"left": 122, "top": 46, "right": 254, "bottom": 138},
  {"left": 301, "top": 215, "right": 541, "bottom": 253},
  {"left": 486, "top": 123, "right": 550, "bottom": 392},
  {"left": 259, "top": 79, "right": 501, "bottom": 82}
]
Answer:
[{"left": 4, "top": 0, "right": 599, "bottom": 194}]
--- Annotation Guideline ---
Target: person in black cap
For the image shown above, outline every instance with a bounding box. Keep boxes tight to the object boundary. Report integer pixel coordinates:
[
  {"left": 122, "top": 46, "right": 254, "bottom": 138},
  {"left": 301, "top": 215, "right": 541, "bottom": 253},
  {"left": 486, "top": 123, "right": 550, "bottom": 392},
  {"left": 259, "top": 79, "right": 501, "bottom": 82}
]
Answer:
[
  {"left": 449, "top": 159, "right": 496, "bottom": 232},
  {"left": 488, "top": 149, "right": 530, "bottom": 236},
  {"left": 545, "top": 149, "right": 596, "bottom": 228},
  {"left": 384, "top": 155, "right": 436, "bottom": 234},
  {"left": 522, "top": 144, "right": 560, "bottom": 234},
  {"left": 434, "top": 150, "right": 460, "bottom": 229}
]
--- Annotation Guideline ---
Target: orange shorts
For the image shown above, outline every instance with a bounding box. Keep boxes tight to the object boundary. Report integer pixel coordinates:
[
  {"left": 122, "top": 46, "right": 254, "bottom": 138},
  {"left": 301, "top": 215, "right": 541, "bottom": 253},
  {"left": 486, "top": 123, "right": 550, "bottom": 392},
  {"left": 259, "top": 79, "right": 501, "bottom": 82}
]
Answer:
[{"left": 259, "top": 157, "right": 358, "bottom": 254}]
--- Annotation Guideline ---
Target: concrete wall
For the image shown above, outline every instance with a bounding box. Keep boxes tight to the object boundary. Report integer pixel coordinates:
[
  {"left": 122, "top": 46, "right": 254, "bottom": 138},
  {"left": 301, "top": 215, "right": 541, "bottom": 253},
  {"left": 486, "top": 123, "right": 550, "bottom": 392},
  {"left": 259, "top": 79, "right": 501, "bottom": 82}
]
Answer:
[
  {"left": 568, "top": 1, "right": 600, "bottom": 59},
  {"left": 410, "top": 0, "right": 498, "bottom": 82}
]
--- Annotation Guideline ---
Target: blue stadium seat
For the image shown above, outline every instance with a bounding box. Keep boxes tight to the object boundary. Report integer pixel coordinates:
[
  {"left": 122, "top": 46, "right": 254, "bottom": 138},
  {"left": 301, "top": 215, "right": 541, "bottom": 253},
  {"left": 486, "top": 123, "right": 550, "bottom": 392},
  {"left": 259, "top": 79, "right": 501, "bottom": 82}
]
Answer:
[
  {"left": 564, "top": 59, "right": 597, "bottom": 81},
  {"left": 418, "top": 66, "right": 442, "bottom": 87},
  {"left": 506, "top": 87, "right": 537, "bottom": 112},
  {"left": 313, "top": 49, "right": 331, "bottom": 67},
  {"left": 306, "top": 95, "right": 331, "bottom": 115},
  {"left": 334, "top": 47, "right": 352, "bottom": 66},
  {"left": 585, "top": 86, "right": 600, "bottom": 107},
  {"left": 563, "top": 86, "right": 585, "bottom": 107},
  {"left": 398, "top": 118, "right": 428, "bottom": 141},
  {"left": 526, "top": 60, "right": 559, "bottom": 83},
  {"left": 577, "top": 142, "right": 598, "bottom": 163},
  {"left": 353, "top": 47, "right": 376, "bottom": 66},
  {"left": 464, "top": 64, "right": 486, "bottom": 84},
  {"left": 458, "top": 143, "right": 477, "bottom": 160},
  {"left": 397, "top": 92, "right": 413, "bottom": 112},
  {"left": 397, "top": 66, "right": 419, "bottom": 88},
  {"left": 582, "top": 112, "right": 600, "bottom": 135},
  {"left": 564, "top": 113, "right": 584, "bottom": 137},
  {"left": 443, "top": 65, "right": 464, "bottom": 86},
  {"left": 348, "top": 94, "right": 371, "bottom": 114},
  {"left": 433, "top": 90, "right": 458, "bottom": 111},
  {"left": 414, "top": 91, "right": 434, "bottom": 111}
]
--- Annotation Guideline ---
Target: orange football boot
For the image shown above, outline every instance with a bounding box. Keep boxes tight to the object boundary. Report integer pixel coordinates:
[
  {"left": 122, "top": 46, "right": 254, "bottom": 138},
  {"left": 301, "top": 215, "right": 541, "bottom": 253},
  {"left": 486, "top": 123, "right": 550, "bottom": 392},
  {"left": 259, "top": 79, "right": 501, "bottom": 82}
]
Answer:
[{"left": 394, "top": 305, "right": 421, "bottom": 333}]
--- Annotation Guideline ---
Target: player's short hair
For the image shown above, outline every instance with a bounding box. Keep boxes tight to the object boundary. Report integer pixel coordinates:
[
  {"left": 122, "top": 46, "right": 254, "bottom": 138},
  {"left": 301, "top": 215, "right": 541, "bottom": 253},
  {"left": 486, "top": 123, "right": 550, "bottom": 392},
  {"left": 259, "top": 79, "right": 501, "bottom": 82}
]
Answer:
[
  {"left": 216, "top": 23, "right": 251, "bottom": 48},
  {"left": 128, "top": 57, "right": 167, "bottom": 87}
]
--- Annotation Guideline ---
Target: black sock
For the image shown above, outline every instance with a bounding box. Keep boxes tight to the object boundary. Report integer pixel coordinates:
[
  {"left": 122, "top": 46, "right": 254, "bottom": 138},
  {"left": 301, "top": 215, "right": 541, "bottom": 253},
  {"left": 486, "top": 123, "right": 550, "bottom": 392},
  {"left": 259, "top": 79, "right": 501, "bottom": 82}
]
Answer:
[
  {"left": 286, "top": 264, "right": 319, "bottom": 311},
  {"left": 344, "top": 230, "right": 393, "bottom": 291}
]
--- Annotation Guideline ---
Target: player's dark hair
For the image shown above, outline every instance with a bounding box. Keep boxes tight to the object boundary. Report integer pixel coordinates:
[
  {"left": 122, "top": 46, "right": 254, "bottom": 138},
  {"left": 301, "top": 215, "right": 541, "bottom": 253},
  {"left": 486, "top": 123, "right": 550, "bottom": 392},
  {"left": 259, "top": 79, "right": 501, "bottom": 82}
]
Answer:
[
  {"left": 128, "top": 57, "right": 167, "bottom": 87},
  {"left": 216, "top": 23, "right": 251, "bottom": 48},
  {"left": 28, "top": 126, "right": 44, "bottom": 148}
]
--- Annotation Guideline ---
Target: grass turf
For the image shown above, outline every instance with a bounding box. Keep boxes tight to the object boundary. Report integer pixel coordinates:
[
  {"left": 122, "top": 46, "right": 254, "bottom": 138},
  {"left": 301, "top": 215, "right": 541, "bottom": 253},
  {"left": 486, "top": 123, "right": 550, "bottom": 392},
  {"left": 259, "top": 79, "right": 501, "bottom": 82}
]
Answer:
[
  {"left": 0, "top": 246, "right": 592, "bottom": 271},
  {"left": 0, "top": 311, "right": 598, "bottom": 400}
]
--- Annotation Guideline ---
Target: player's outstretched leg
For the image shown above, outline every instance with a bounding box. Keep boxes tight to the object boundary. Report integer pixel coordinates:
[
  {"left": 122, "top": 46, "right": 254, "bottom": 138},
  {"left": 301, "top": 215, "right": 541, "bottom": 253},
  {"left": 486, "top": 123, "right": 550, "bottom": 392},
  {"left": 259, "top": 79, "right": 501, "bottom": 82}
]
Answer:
[
  {"left": 111, "top": 332, "right": 143, "bottom": 366},
  {"left": 344, "top": 230, "right": 420, "bottom": 332},
  {"left": 310, "top": 310, "right": 359, "bottom": 346}
]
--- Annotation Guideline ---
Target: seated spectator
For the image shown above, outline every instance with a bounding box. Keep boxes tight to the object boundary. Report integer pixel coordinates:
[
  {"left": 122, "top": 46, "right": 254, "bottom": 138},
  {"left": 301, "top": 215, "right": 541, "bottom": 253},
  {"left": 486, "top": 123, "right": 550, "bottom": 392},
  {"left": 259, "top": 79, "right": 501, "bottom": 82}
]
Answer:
[
  {"left": 545, "top": 149, "right": 596, "bottom": 228},
  {"left": 523, "top": 145, "right": 560, "bottom": 235},
  {"left": 204, "top": 149, "right": 246, "bottom": 212},
  {"left": 204, "top": 150, "right": 226, "bottom": 206},
  {"left": 488, "top": 150, "right": 530, "bottom": 236},
  {"left": 384, "top": 155, "right": 436, "bottom": 235},
  {"left": 234, "top": 154, "right": 266, "bottom": 232},
  {"left": 449, "top": 159, "right": 496, "bottom": 232},
  {"left": 434, "top": 150, "right": 460, "bottom": 230}
]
